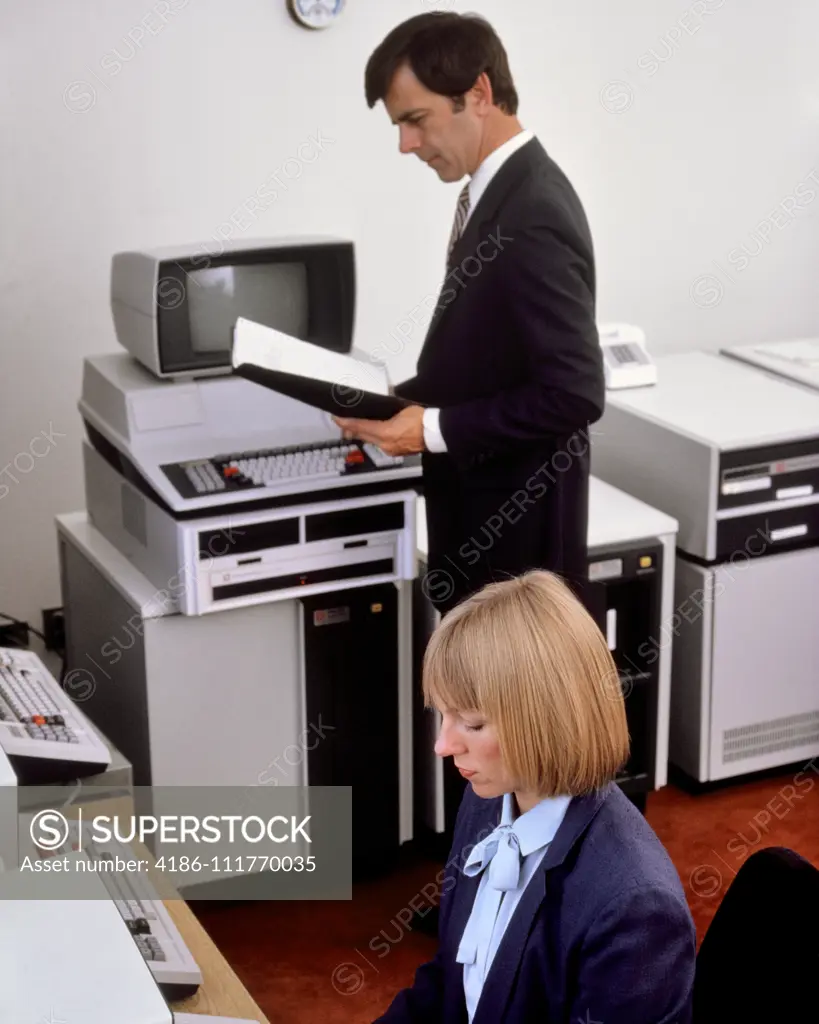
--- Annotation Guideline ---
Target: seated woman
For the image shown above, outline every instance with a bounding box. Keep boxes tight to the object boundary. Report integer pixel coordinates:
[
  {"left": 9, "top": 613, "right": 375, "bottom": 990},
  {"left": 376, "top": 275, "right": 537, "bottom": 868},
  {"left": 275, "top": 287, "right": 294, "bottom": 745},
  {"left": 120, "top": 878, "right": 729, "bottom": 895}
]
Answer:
[{"left": 375, "top": 570, "right": 696, "bottom": 1024}]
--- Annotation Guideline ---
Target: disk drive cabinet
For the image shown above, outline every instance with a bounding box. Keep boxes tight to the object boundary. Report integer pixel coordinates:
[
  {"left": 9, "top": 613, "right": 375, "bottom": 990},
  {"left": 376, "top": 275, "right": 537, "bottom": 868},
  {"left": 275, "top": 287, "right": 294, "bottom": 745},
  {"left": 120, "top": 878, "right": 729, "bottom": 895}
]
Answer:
[
  {"left": 57, "top": 511, "right": 415, "bottom": 878},
  {"left": 592, "top": 352, "right": 819, "bottom": 782}
]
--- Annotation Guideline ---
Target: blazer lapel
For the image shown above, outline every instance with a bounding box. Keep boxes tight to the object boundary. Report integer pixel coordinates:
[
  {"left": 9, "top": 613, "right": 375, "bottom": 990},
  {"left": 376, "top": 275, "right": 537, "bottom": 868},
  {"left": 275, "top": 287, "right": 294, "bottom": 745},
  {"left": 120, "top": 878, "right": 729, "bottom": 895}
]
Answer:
[
  {"left": 443, "top": 869, "right": 480, "bottom": 1021},
  {"left": 423, "top": 138, "right": 546, "bottom": 345},
  {"left": 472, "top": 868, "right": 546, "bottom": 1024},
  {"left": 470, "top": 786, "right": 612, "bottom": 1023},
  {"left": 447, "top": 796, "right": 503, "bottom": 947},
  {"left": 443, "top": 799, "right": 502, "bottom": 1022}
]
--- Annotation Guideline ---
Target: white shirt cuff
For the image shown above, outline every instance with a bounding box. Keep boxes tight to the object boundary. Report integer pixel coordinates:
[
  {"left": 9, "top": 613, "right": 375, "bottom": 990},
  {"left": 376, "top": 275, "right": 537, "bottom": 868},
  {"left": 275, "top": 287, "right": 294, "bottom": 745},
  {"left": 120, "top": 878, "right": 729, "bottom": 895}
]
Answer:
[{"left": 423, "top": 407, "right": 448, "bottom": 453}]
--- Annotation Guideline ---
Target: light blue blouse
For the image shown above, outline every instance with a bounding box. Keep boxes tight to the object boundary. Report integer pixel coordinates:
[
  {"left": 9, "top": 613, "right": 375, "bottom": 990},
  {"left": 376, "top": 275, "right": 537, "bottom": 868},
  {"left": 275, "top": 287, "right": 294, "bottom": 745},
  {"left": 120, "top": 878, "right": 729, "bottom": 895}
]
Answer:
[{"left": 456, "top": 791, "right": 571, "bottom": 1022}]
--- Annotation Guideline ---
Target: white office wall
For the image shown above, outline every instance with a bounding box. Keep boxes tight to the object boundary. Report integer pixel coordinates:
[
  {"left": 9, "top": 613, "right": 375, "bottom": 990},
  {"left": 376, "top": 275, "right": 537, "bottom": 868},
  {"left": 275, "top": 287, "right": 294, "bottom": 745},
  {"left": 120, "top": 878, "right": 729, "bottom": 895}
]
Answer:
[{"left": 1, "top": 0, "right": 818, "bottom": 627}]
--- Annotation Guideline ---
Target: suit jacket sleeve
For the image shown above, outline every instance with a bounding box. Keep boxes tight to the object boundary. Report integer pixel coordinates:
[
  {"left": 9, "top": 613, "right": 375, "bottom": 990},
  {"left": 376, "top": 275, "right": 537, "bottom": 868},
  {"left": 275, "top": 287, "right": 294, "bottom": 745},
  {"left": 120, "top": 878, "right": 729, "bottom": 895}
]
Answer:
[
  {"left": 437, "top": 219, "right": 604, "bottom": 460},
  {"left": 572, "top": 883, "right": 696, "bottom": 1024},
  {"left": 392, "top": 375, "right": 418, "bottom": 399}
]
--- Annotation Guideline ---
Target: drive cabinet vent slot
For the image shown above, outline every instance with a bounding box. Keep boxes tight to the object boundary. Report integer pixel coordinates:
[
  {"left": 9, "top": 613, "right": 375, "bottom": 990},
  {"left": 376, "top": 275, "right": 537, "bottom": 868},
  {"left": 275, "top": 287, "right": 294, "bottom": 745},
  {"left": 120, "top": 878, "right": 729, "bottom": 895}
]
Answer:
[{"left": 722, "top": 710, "right": 819, "bottom": 763}]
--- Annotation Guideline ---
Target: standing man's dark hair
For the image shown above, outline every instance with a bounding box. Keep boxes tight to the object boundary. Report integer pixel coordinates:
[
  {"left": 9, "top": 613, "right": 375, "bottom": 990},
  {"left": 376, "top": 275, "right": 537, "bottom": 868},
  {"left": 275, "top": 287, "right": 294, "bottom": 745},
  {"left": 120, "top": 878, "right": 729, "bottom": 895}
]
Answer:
[
  {"left": 359, "top": 11, "right": 528, "bottom": 187},
  {"left": 365, "top": 12, "right": 518, "bottom": 115},
  {"left": 334, "top": 13, "right": 606, "bottom": 872}
]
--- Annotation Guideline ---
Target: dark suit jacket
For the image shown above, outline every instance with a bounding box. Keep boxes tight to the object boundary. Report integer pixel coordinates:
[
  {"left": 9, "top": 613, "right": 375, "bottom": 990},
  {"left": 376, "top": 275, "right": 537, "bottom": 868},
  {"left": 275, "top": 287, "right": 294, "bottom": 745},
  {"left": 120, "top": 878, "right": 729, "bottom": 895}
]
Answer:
[
  {"left": 395, "top": 137, "right": 604, "bottom": 613},
  {"left": 374, "top": 783, "right": 696, "bottom": 1024}
]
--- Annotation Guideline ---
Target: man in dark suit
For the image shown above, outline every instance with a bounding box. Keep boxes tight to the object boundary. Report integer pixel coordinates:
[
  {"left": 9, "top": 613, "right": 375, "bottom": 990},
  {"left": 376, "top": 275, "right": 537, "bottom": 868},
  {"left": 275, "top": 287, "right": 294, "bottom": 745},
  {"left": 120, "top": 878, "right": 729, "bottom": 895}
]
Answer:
[
  {"left": 334, "top": 12, "right": 604, "bottom": 855},
  {"left": 335, "top": 11, "right": 603, "bottom": 619}
]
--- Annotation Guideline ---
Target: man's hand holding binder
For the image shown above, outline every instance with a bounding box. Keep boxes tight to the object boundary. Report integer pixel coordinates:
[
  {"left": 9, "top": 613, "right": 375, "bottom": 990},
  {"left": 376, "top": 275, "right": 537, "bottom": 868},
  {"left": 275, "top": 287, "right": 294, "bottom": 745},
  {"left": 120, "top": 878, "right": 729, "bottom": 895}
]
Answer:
[
  {"left": 332, "top": 404, "right": 426, "bottom": 456},
  {"left": 329, "top": 353, "right": 429, "bottom": 453}
]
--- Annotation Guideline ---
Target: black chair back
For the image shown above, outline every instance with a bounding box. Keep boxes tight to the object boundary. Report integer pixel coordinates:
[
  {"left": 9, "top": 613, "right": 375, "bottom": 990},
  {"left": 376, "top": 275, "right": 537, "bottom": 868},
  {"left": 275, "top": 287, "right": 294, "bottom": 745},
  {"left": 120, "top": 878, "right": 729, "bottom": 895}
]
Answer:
[{"left": 693, "top": 846, "right": 819, "bottom": 1022}]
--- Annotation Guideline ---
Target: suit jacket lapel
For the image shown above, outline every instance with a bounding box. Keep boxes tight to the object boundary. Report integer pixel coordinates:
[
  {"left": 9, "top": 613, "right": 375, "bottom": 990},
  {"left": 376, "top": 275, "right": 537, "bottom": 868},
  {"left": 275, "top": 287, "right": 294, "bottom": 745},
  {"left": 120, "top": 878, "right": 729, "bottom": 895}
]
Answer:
[
  {"left": 423, "top": 138, "right": 546, "bottom": 344},
  {"left": 443, "top": 868, "right": 480, "bottom": 1022},
  {"left": 472, "top": 868, "right": 546, "bottom": 1024},
  {"left": 443, "top": 799, "right": 501, "bottom": 1023},
  {"left": 447, "top": 795, "right": 503, "bottom": 951},
  {"left": 470, "top": 786, "right": 612, "bottom": 1023}
]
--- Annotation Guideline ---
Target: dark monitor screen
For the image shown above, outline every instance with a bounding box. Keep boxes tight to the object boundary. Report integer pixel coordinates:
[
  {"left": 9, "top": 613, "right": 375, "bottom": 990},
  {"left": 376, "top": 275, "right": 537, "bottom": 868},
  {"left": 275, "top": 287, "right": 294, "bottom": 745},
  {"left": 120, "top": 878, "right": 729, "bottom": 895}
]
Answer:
[
  {"left": 186, "top": 262, "right": 309, "bottom": 352},
  {"left": 155, "top": 241, "right": 354, "bottom": 376}
]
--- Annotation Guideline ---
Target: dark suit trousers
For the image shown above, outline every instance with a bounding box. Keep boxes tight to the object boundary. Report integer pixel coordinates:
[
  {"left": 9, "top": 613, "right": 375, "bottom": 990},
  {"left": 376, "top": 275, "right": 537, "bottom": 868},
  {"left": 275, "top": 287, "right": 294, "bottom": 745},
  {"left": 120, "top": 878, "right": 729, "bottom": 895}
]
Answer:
[
  {"left": 423, "top": 436, "right": 591, "bottom": 617},
  {"left": 420, "top": 434, "right": 592, "bottom": 842}
]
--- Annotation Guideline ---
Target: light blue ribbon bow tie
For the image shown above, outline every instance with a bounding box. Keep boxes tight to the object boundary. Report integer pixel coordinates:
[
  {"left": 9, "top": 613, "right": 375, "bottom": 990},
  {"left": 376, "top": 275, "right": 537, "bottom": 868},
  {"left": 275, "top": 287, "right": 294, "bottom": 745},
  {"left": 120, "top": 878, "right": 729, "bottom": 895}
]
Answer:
[
  {"left": 464, "top": 822, "right": 524, "bottom": 890},
  {"left": 456, "top": 822, "right": 524, "bottom": 966}
]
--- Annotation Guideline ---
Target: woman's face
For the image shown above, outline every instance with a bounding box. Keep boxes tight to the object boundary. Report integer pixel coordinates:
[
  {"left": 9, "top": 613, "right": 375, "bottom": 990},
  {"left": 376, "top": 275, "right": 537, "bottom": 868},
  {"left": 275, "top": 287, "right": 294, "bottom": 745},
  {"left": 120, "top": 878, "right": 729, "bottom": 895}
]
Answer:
[{"left": 433, "top": 707, "right": 516, "bottom": 799}]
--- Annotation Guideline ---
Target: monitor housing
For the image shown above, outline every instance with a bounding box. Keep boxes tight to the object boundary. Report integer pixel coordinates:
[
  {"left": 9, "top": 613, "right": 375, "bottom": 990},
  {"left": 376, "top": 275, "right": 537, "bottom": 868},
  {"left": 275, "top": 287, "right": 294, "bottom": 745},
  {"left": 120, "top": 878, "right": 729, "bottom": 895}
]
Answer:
[{"left": 111, "top": 236, "right": 355, "bottom": 380}]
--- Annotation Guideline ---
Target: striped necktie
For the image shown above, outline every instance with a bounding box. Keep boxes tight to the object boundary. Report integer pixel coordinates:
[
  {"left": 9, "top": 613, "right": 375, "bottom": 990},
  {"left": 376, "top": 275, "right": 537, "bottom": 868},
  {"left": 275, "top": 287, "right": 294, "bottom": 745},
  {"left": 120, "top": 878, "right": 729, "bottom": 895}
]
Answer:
[{"left": 447, "top": 182, "right": 470, "bottom": 262}]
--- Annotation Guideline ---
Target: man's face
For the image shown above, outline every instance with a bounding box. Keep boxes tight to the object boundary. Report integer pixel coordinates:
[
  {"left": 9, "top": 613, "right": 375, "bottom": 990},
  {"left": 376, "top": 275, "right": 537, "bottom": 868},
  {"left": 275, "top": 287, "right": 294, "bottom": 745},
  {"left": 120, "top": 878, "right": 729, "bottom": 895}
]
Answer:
[{"left": 384, "top": 63, "right": 481, "bottom": 182}]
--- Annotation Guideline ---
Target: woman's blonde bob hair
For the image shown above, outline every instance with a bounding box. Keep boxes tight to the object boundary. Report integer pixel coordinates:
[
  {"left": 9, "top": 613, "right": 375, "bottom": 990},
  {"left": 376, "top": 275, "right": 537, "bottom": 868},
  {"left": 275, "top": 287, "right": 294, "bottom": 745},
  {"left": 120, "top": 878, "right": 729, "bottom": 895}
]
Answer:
[{"left": 422, "top": 570, "right": 630, "bottom": 797}]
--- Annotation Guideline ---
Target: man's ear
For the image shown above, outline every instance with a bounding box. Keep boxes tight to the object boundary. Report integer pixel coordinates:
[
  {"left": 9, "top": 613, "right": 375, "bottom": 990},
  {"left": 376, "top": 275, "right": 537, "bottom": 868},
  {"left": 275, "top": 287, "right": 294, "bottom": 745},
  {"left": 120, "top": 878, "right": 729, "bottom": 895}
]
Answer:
[{"left": 470, "top": 71, "right": 495, "bottom": 112}]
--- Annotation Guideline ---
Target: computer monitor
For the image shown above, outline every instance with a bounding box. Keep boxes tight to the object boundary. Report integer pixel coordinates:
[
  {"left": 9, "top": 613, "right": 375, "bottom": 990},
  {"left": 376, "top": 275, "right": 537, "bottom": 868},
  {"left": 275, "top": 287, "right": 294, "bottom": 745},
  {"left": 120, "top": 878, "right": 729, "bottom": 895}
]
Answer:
[{"left": 111, "top": 236, "right": 355, "bottom": 380}]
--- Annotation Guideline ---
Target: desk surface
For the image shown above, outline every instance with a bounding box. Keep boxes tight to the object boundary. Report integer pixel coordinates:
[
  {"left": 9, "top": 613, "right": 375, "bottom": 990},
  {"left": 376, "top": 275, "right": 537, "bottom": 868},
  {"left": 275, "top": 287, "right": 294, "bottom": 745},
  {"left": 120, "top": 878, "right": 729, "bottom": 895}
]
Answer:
[{"left": 165, "top": 897, "right": 270, "bottom": 1022}]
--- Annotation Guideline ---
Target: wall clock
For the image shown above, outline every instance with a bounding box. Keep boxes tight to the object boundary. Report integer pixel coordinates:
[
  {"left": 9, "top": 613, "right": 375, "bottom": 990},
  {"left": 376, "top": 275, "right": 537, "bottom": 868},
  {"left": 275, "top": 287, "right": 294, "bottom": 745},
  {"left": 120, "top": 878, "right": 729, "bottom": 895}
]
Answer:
[{"left": 287, "top": 0, "right": 345, "bottom": 29}]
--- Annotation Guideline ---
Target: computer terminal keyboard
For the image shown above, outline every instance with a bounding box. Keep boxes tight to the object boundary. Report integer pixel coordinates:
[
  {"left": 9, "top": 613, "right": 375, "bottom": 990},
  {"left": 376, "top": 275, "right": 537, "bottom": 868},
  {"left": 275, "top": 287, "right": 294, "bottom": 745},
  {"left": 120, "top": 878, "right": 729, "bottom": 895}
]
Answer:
[
  {"left": 161, "top": 439, "right": 406, "bottom": 499},
  {"left": 30, "top": 823, "right": 203, "bottom": 1000},
  {"left": 0, "top": 647, "right": 111, "bottom": 783}
]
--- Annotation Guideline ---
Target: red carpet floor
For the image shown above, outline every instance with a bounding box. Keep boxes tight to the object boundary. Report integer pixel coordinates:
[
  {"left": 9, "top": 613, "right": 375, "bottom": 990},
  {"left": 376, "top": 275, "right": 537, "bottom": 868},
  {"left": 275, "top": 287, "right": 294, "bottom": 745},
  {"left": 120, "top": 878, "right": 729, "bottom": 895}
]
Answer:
[{"left": 191, "top": 765, "right": 819, "bottom": 1023}]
